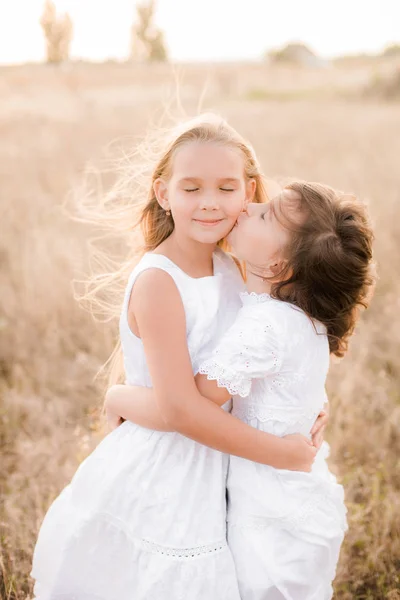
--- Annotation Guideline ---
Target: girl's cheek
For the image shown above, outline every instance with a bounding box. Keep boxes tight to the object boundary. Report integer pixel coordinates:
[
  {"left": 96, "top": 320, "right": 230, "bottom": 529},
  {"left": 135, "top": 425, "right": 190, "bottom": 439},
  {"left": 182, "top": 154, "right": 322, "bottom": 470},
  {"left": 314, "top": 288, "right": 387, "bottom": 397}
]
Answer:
[
  {"left": 174, "top": 198, "right": 193, "bottom": 216},
  {"left": 226, "top": 200, "right": 244, "bottom": 219}
]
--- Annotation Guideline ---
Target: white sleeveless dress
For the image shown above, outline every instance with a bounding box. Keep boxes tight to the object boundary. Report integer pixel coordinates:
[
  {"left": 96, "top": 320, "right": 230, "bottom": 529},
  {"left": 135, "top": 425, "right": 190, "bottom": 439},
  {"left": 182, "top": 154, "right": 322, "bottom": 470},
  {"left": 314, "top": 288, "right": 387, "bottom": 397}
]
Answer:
[
  {"left": 30, "top": 249, "right": 243, "bottom": 600},
  {"left": 200, "top": 292, "right": 348, "bottom": 600}
]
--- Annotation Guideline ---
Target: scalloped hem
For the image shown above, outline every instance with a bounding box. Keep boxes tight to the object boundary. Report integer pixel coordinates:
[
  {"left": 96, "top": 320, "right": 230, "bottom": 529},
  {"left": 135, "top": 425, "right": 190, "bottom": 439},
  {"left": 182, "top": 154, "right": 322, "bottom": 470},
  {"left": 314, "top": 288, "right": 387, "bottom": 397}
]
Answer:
[{"left": 199, "top": 360, "right": 251, "bottom": 398}]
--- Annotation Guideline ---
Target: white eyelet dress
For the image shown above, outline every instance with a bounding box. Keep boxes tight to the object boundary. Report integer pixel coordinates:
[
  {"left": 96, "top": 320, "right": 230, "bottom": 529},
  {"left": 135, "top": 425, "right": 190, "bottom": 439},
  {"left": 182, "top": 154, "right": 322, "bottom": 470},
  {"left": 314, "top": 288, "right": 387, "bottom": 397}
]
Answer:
[
  {"left": 30, "top": 249, "right": 243, "bottom": 600},
  {"left": 199, "top": 292, "right": 348, "bottom": 600}
]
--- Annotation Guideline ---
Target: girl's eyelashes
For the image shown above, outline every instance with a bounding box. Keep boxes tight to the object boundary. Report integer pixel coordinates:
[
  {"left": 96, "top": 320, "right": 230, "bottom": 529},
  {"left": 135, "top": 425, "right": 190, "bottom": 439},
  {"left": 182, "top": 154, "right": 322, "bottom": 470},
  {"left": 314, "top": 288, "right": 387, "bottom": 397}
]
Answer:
[{"left": 184, "top": 188, "right": 235, "bottom": 193}]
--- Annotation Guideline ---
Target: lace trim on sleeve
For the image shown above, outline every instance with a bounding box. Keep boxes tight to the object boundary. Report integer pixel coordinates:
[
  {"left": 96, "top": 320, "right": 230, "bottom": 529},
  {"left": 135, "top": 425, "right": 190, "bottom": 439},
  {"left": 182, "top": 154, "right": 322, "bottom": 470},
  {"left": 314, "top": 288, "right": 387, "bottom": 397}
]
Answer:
[{"left": 199, "top": 360, "right": 251, "bottom": 398}]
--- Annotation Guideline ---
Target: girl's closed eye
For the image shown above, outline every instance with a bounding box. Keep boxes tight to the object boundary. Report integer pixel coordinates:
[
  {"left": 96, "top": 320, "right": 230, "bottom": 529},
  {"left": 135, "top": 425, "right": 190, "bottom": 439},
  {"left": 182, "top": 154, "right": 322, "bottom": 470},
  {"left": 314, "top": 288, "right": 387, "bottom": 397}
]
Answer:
[{"left": 184, "top": 187, "right": 234, "bottom": 192}]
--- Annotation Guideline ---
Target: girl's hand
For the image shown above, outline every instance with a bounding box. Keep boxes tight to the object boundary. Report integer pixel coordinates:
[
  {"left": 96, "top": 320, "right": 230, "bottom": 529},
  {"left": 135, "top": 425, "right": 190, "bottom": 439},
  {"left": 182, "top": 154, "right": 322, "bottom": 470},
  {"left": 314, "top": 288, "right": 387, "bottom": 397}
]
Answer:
[
  {"left": 281, "top": 434, "right": 317, "bottom": 472},
  {"left": 310, "top": 404, "right": 329, "bottom": 449}
]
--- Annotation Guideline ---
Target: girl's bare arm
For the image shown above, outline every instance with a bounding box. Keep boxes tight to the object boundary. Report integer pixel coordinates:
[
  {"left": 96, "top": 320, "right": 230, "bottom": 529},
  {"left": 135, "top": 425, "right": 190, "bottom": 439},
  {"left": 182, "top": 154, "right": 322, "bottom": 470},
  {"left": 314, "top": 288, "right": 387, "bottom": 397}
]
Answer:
[
  {"left": 111, "top": 269, "right": 316, "bottom": 472},
  {"left": 105, "top": 337, "right": 327, "bottom": 447},
  {"left": 105, "top": 375, "right": 229, "bottom": 433}
]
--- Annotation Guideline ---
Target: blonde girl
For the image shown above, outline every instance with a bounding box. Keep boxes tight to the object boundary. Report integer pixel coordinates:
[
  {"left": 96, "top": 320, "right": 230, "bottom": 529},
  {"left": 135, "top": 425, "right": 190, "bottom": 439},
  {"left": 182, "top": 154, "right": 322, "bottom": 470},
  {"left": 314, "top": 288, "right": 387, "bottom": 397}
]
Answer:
[{"left": 30, "top": 115, "right": 325, "bottom": 600}]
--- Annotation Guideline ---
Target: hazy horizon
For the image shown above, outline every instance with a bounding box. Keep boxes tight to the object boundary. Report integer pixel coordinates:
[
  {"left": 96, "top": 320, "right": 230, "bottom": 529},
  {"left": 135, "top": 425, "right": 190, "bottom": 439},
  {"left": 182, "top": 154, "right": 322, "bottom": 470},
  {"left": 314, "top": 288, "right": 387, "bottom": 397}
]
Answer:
[{"left": 0, "top": 0, "right": 399, "bottom": 66}]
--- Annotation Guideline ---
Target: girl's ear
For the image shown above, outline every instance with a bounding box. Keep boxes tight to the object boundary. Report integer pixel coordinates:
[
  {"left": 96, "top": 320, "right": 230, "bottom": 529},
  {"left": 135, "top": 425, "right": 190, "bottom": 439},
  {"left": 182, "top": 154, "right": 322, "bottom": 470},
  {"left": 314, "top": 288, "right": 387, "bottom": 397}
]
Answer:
[
  {"left": 153, "top": 178, "right": 169, "bottom": 210},
  {"left": 244, "top": 178, "right": 256, "bottom": 207},
  {"left": 268, "top": 258, "right": 289, "bottom": 279}
]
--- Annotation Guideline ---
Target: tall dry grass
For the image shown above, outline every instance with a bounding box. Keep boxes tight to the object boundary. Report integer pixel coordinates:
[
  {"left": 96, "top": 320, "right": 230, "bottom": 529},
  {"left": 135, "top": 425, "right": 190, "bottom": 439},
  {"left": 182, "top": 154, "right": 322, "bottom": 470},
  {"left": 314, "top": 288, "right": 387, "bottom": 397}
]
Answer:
[{"left": 0, "top": 62, "right": 399, "bottom": 599}]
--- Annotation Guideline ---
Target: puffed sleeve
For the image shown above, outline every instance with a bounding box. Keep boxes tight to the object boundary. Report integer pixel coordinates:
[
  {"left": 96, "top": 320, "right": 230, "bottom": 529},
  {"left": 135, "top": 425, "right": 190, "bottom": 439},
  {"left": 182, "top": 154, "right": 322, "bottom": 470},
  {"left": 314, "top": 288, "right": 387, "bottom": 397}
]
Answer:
[{"left": 198, "top": 304, "right": 284, "bottom": 398}]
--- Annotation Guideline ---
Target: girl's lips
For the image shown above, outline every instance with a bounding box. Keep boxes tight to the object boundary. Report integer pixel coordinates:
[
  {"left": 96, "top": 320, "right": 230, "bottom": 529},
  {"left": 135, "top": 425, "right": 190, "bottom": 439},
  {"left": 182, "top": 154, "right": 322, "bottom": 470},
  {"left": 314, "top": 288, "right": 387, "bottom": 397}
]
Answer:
[{"left": 193, "top": 219, "right": 224, "bottom": 227}]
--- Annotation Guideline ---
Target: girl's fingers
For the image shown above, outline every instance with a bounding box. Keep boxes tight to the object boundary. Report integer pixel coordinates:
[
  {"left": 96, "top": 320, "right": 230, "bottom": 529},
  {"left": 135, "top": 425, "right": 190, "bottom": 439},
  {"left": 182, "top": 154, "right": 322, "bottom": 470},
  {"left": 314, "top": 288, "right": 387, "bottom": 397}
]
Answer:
[
  {"left": 310, "top": 411, "right": 328, "bottom": 435},
  {"left": 312, "top": 427, "right": 325, "bottom": 449}
]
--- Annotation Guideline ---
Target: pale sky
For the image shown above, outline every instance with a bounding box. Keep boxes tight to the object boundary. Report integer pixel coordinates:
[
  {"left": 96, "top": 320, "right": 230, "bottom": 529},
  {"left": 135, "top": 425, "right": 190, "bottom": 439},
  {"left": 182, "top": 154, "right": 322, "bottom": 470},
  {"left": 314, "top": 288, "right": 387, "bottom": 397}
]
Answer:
[{"left": 0, "top": 0, "right": 399, "bottom": 64}]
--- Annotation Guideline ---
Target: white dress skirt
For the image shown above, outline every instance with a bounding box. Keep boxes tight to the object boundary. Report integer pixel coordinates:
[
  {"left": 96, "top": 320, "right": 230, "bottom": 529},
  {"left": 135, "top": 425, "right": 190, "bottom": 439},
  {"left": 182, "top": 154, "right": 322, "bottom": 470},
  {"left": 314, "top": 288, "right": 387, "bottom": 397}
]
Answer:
[
  {"left": 200, "top": 292, "right": 348, "bottom": 600},
  {"left": 31, "top": 250, "right": 244, "bottom": 600}
]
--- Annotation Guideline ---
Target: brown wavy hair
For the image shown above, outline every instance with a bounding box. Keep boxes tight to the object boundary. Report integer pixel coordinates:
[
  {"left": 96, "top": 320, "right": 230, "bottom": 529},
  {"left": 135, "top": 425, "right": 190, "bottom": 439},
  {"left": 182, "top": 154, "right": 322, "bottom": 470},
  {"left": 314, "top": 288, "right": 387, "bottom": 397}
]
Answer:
[{"left": 270, "top": 181, "right": 375, "bottom": 357}]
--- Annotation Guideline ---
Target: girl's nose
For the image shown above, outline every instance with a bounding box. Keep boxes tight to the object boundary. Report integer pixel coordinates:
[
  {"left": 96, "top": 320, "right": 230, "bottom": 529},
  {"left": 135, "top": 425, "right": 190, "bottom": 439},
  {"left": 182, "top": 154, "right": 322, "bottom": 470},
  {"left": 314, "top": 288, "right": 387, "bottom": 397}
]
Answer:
[{"left": 200, "top": 193, "right": 219, "bottom": 210}]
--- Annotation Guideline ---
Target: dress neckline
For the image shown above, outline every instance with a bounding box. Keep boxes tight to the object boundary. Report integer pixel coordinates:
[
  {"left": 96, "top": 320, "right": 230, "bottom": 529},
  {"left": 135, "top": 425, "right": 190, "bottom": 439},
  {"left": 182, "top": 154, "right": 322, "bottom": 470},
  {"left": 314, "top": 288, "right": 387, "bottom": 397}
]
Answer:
[
  {"left": 146, "top": 249, "right": 223, "bottom": 281},
  {"left": 240, "top": 291, "right": 273, "bottom": 305}
]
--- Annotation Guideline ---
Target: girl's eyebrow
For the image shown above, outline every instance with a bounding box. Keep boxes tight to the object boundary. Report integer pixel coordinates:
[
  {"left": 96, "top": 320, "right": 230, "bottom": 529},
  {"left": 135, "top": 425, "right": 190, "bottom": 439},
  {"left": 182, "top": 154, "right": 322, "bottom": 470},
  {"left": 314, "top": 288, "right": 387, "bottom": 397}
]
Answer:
[
  {"left": 178, "top": 177, "right": 201, "bottom": 184},
  {"left": 177, "top": 177, "right": 240, "bottom": 184}
]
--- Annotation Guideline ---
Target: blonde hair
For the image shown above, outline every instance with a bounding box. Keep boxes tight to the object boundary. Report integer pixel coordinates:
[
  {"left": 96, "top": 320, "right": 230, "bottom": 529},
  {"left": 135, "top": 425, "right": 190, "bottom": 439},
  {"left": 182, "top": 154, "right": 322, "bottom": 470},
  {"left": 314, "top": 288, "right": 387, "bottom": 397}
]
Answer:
[{"left": 77, "top": 113, "right": 268, "bottom": 391}]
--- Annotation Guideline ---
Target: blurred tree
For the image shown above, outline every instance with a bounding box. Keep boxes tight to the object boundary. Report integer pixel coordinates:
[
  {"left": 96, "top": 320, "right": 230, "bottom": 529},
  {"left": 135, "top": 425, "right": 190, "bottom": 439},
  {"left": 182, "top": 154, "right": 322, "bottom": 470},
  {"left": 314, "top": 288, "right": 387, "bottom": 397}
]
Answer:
[
  {"left": 383, "top": 44, "right": 400, "bottom": 58},
  {"left": 40, "top": 0, "right": 73, "bottom": 64},
  {"left": 267, "top": 43, "right": 327, "bottom": 68},
  {"left": 365, "top": 66, "right": 400, "bottom": 100},
  {"left": 131, "top": 0, "right": 168, "bottom": 62}
]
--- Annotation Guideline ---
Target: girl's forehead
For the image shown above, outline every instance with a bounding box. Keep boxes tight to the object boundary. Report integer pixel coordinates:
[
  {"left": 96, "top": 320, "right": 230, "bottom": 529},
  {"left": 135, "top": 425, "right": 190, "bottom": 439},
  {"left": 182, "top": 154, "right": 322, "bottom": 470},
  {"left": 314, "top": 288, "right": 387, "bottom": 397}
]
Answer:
[
  {"left": 172, "top": 141, "right": 245, "bottom": 179},
  {"left": 271, "top": 189, "right": 304, "bottom": 228},
  {"left": 282, "top": 188, "right": 302, "bottom": 202},
  {"left": 272, "top": 189, "right": 302, "bottom": 210}
]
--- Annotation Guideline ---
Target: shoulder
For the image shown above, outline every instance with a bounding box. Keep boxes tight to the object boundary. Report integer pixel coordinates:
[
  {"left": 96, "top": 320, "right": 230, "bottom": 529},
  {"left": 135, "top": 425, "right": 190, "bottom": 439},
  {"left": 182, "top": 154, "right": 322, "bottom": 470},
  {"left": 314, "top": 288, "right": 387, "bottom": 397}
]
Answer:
[
  {"left": 267, "top": 300, "right": 327, "bottom": 344},
  {"left": 273, "top": 301, "right": 315, "bottom": 330},
  {"left": 132, "top": 267, "right": 180, "bottom": 300},
  {"left": 128, "top": 269, "right": 188, "bottom": 342},
  {"left": 225, "top": 301, "right": 282, "bottom": 345},
  {"left": 129, "top": 253, "right": 186, "bottom": 297},
  {"left": 233, "top": 299, "right": 301, "bottom": 353},
  {"left": 130, "top": 268, "right": 184, "bottom": 323},
  {"left": 238, "top": 296, "right": 288, "bottom": 329},
  {"left": 205, "top": 299, "right": 285, "bottom": 382}
]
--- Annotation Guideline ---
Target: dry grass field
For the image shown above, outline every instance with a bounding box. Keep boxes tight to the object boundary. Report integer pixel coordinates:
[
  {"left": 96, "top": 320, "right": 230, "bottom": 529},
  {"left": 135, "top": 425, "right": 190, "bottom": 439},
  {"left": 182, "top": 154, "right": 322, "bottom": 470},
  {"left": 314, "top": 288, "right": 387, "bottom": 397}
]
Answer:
[{"left": 0, "top": 59, "right": 399, "bottom": 599}]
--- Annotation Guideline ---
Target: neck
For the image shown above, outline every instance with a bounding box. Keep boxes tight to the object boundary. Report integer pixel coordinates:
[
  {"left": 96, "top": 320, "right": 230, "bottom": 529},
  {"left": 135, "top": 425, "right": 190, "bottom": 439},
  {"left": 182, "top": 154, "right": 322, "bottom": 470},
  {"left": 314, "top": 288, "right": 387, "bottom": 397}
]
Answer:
[
  {"left": 157, "top": 230, "right": 216, "bottom": 278},
  {"left": 245, "top": 265, "right": 274, "bottom": 295}
]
